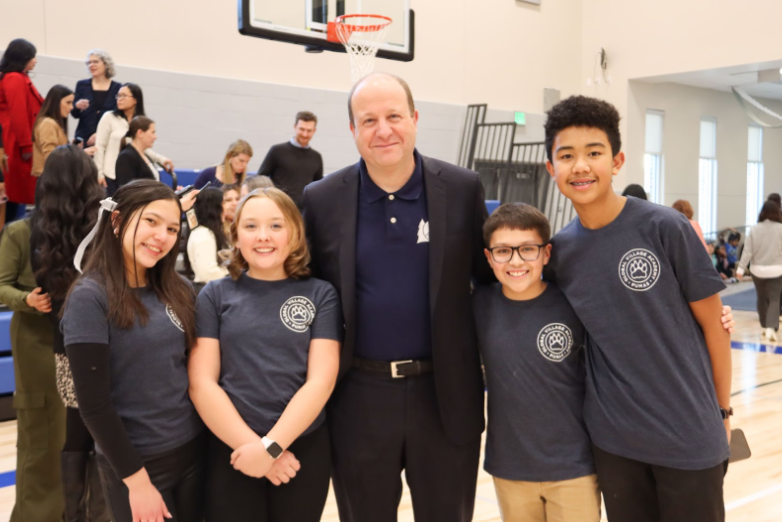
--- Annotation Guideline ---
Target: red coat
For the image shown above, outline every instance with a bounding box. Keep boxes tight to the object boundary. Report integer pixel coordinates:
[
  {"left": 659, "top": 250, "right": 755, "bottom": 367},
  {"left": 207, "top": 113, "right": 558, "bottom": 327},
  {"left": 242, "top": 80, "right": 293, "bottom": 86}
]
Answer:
[{"left": 0, "top": 72, "right": 43, "bottom": 204}]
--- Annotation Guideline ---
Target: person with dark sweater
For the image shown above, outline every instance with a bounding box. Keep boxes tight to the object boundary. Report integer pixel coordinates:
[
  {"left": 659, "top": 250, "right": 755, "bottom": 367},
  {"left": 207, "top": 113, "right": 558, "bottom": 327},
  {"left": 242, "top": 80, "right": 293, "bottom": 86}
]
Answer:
[
  {"left": 194, "top": 139, "right": 253, "bottom": 189},
  {"left": 257, "top": 111, "right": 323, "bottom": 207},
  {"left": 115, "top": 116, "right": 160, "bottom": 189},
  {"left": 71, "top": 50, "right": 121, "bottom": 153}
]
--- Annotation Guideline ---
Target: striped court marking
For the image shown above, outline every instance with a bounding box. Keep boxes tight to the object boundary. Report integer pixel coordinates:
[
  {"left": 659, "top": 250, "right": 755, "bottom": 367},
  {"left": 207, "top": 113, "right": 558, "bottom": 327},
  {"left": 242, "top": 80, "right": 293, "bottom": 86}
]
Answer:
[
  {"left": 730, "top": 340, "right": 782, "bottom": 355},
  {"left": 0, "top": 471, "right": 15, "bottom": 488},
  {"left": 725, "top": 481, "right": 782, "bottom": 511}
]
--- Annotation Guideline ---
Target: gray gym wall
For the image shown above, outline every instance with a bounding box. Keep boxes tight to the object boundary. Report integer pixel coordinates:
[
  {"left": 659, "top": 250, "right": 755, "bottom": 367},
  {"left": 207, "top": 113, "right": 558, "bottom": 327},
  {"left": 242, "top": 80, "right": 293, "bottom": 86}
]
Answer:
[{"left": 31, "top": 55, "right": 542, "bottom": 174}]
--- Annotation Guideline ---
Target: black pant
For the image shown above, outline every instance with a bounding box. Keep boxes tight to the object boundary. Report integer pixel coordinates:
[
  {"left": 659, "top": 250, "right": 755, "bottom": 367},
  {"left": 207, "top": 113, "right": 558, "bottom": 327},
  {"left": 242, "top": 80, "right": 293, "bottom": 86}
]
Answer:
[
  {"left": 752, "top": 275, "right": 782, "bottom": 330},
  {"left": 96, "top": 432, "right": 206, "bottom": 522},
  {"left": 329, "top": 369, "right": 481, "bottom": 522},
  {"left": 593, "top": 444, "right": 728, "bottom": 522},
  {"left": 205, "top": 423, "right": 331, "bottom": 522}
]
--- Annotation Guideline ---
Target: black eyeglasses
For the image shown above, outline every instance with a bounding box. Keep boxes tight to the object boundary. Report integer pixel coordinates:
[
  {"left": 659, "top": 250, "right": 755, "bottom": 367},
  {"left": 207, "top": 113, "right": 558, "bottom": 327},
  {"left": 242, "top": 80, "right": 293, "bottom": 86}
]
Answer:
[
  {"left": 488, "top": 244, "right": 547, "bottom": 263},
  {"left": 116, "top": 93, "right": 134, "bottom": 100}
]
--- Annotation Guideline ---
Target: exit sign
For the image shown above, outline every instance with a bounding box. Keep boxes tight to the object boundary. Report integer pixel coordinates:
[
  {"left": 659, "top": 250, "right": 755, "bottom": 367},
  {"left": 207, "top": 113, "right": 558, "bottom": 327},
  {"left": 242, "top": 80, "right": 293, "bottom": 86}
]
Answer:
[{"left": 515, "top": 112, "right": 526, "bottom": 125}]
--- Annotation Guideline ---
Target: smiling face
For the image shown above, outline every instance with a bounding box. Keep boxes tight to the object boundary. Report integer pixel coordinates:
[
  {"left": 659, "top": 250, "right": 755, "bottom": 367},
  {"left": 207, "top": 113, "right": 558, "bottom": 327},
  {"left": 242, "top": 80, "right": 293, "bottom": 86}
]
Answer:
[
  {"left": 118, "top": 199, "right": 181, "bottom": 285},
  {"left": 350, "top": 76, "right": 418, "bottom": 173},
  {"left": 546, "top": 126, "right": 625, "bottom": 210},
  {"left": 222, "top": 189, "right": 240, "bottom": 222},
  {"left": 485, "top": 228, "right": 551, "bottom": 301},
  {"left": 60, "top": 94, "right": 74, "bottom": 118},
  {"left": 236, "top": 196, "right": 290, "bottom": 280},
  {"left": 294, "top": 120, "right": 316, "bottom": 147},
  {"left": 116, "top": 86, "right": 136, "bottom": 112}
]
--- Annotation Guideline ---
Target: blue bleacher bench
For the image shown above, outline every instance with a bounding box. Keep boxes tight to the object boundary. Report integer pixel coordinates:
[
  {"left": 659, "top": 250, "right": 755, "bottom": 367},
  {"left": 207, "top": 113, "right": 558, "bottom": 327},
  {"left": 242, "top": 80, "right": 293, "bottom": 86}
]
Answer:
[{"left": 0, "top": 312, "right": 15, "bottom": 395}]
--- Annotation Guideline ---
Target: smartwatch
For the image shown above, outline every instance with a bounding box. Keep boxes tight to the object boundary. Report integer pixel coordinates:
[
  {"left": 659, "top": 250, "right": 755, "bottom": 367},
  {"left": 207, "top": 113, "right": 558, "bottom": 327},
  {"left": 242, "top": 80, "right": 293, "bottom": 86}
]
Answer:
[
  {"left": 262, "top": 436, "right": 283, "bottom": 459},
  {"left": 719, "top": 406, "right": 733, "bottom": 420}
]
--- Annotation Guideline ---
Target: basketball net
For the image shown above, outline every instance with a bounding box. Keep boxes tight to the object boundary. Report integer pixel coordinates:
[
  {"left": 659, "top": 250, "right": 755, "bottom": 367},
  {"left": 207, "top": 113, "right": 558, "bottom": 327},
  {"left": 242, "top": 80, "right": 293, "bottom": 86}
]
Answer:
[{"left": 329, "top": 15, "right": 392, "bottom": 82}]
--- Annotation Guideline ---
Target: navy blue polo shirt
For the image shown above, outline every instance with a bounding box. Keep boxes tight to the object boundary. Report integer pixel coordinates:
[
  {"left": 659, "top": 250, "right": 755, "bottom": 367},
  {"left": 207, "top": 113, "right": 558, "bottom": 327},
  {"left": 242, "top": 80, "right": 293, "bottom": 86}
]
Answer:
[{"left": 354, "top": 152, "right": 432, "bottom": 361}]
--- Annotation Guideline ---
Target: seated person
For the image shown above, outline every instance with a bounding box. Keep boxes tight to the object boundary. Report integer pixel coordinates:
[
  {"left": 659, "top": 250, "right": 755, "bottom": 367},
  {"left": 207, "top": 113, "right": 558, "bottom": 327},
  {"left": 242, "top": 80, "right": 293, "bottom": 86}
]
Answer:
[{"left": 186, "top": 187, "right": 229, "bottom": 290}]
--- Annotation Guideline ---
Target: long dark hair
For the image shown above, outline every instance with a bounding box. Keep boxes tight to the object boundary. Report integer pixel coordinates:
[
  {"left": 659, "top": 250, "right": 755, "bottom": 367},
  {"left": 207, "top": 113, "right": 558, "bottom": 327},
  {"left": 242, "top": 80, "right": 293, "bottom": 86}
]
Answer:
[
  {"left": 758, "top": 200, "right": 782, "bottom": 224},
  {"left": 113, "top": 82, "right": 145, "bottom": 120},
  {"left": 31, "top": 145, "right": 104, "bottom": 300},
  {"left": 0, "top": 38, "right": 36, "bottom": 79},
  {"left": 67, "top": 180, "right": 197, "bottom": 348},
  {"left": 34, "top": 84, "right": 73, "bottom": 139},
  {"left": 183, "top": 187, "right": 229, "bottom": 276}
]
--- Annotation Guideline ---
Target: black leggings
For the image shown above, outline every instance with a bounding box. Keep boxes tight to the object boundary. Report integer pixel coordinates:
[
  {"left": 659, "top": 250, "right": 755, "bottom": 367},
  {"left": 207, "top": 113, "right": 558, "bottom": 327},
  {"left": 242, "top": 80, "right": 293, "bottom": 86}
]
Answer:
[
  {"left": 96, "top": 432, "right": 206, "bottom": 522},
  {"left": 205, "top": 423, "right": 331, "bottom": 522}
]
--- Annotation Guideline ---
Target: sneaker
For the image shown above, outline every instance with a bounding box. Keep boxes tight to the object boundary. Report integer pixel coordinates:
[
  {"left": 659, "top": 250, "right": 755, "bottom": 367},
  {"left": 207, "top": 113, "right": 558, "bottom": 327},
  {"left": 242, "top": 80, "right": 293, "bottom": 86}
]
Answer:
[
  {"left": 762, "top": 328, "right": 768, "bottom": 338},
  {"left": 727, "top": 277, "right": 739, "bottom": 284},
  {"left": 765, "top": 328, "right": 778, "bottom": 342}
]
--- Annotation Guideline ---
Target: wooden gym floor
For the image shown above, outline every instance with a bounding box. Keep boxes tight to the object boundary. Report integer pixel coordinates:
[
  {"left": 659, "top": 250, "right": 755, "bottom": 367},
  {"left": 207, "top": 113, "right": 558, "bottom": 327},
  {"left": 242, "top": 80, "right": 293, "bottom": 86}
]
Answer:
[{"left": 0, "top": 282, "right": 779, "bottom": 521}]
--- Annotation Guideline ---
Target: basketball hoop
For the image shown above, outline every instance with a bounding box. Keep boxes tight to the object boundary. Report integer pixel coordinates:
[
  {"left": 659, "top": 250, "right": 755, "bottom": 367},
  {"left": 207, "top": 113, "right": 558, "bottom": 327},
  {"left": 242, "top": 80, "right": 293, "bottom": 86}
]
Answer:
[{"left": 327, "top": 14, "right": 392, "bottom": 81}]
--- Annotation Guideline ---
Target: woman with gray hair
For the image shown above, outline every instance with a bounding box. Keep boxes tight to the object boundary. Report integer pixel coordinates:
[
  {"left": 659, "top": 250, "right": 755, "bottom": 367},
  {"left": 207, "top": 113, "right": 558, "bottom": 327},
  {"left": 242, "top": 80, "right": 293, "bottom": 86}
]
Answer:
[{"left": 71, "top": 49, "right": 121, "bottom": 155}]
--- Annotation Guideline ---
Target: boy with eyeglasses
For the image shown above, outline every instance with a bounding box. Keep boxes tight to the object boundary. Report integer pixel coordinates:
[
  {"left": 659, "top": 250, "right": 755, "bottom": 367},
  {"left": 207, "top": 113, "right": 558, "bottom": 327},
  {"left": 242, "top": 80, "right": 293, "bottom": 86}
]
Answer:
[{"left": 473, "top": 203, "right": 601, "bottom": 522}]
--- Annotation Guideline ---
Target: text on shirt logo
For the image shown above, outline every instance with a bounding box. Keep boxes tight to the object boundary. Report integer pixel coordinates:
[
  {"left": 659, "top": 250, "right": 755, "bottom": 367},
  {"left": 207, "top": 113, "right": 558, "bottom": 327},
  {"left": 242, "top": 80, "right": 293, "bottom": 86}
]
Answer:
[
  {"left": 618, "top": 248, "right": 661, "bottom": 291},
  {"left": 166, "top": 305, "right": 184, "bottom": 332},
  {"left": 537, "top": 323, "right": 573, "bottom": 362},
  {"left": 417, "top": 219, "right": 430, "bottom": 244},
  {"left": 280, "top": 296, "right": 316, "bottom": 333}
]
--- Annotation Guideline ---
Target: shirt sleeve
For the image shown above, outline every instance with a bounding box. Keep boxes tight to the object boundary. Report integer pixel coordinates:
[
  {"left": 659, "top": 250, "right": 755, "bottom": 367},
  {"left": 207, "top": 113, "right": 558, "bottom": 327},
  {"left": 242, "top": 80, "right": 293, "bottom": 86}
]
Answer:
[
  {"left": 93, "top": 113, "right": 111, "bottom": 179},
  {"left": 144, "top": 148, "right": 168, "bottom": 167},
  {"left": 114, "top": 150, "right": 134, "bottom": 187},
  {"left": 0, "top": 224, "right": 35, "bottom": 313},
  {"left": 188, "top": 229, "right": 228, "bottom": 282},
  {"left": 4, "top": 74, "right": 33, "bottom": 152},
  {"left": 310, "top": 283, "right": 343, "bottom": 341},
  {"left": 257, "top": 148, "right": 277, "bottom": 179},
  {"left": 65, "top": 342, "right": 145, "bottom": 479},
  {"left": 738, "top": 229, "right": 753, "bottom": 272},
  {"left": 70, "top": 81, "right": 86, "bottom": 119},
  {"left": 196, "top": 283, "right": 221, "bottom": 339},
  {"left": 61, "top": 280, "right": 110, "bottom": 346},
  {"left": 661, "top": 213, "right": 726, "bottom": 303}
]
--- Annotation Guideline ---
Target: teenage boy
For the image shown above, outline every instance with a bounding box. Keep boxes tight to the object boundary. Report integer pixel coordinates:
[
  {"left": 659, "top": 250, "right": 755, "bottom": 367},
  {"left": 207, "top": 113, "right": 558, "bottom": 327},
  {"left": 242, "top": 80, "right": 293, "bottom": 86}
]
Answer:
[
  {"left": 473, "top": 203, "right": 600, "bottom": 522},
  {"left": 544, "top": 96, "right": 732, "bottom": 522}
]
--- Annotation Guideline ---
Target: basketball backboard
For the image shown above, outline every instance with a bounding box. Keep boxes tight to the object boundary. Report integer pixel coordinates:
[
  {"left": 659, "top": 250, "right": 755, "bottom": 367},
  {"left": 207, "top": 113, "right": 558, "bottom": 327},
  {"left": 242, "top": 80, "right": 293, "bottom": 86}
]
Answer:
[{"left": 238, "top": 0, "right": 414, "bottom": 62}]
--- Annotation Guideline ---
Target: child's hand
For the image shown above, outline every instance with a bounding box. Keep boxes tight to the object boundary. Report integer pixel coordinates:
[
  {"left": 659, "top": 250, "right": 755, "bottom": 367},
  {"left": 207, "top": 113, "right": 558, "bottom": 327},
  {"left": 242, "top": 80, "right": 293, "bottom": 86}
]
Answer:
[
  {"left": 265, "top": 450, "right": 301, "bottom": 486},
  {"left": 721, "top": 306, "right": 735, "bottom": 334}
]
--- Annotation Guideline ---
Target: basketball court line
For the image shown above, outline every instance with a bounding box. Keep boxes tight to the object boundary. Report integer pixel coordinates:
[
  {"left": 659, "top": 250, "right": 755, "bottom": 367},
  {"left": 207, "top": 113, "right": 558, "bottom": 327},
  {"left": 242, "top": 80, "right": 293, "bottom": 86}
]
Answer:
[{"left": 730, "top": 340, "right": 782, "bottom": 355}]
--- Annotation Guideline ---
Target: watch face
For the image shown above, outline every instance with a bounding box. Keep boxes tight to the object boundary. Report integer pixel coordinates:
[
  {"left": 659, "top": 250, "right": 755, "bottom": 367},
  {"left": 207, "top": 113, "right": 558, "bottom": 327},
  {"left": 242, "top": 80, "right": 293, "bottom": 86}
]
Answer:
[{"left": 267, "top": 441, "right": 283, "bottom": 459}]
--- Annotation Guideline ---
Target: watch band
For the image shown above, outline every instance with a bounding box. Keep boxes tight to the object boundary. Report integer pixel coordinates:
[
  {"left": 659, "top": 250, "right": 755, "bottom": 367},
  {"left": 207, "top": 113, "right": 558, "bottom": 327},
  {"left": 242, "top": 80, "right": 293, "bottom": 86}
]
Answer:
[
  {"left": 262, "top": 436, "right": 283, "bottom": 459},
  {"left": 719, "top": 406, "right": 733, "bottom": 419}
]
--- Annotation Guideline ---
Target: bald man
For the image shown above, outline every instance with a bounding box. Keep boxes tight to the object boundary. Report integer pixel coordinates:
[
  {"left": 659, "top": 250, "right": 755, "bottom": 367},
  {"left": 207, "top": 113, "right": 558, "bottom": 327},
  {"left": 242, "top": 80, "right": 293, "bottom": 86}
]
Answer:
[{"left": 302, "top": 73, "right": 493, "bottom": 522}]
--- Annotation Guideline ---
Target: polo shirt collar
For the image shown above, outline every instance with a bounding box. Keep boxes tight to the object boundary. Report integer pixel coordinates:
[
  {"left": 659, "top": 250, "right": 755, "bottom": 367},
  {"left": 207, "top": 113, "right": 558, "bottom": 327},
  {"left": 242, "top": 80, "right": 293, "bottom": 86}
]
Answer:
[{"left": 359, "top": 150, "right": 424, "bottom": 203}]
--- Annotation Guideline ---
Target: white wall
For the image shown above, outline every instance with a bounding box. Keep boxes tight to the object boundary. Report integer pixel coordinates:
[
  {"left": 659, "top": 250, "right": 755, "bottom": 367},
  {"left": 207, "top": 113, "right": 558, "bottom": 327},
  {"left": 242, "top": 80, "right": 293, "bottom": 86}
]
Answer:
[
  {"left": 1, "top": 0, "right": 583, "bottom": 114},
  {"left": 580, "top": 0, "right": 782, "bottom": 188},
  {"left": 627, "top": 81, "right": 782, "bottom": 231}
]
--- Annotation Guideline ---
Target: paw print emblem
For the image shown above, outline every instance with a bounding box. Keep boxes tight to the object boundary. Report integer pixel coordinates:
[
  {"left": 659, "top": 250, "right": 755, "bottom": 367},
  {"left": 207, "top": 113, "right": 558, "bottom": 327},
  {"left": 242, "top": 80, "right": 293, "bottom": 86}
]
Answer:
[
  {"left": 618, "top": 249, "right": 661, "bottom": 291},
  {"left": 537, "top": 324, "right": 574, "bottom": 362},
  {"left": 280, "top": 296, "right": 316, "bottom": 333}
]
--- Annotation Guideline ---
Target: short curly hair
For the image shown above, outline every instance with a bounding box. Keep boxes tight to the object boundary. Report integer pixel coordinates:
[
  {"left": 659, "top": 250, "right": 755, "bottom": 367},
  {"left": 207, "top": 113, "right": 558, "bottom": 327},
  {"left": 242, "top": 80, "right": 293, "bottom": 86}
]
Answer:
[
  {"left": 544, "top": 95, "right": 621, "bottom": 162},
  {"left": 86, "top": 49, "right": 116, "bottom": 79}
]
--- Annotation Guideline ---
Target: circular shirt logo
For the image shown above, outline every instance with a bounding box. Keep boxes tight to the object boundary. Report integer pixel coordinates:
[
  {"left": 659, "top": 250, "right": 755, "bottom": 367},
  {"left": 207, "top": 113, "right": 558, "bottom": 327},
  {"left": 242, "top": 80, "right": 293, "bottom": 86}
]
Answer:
[
  {"left": 537, "top": 323, "right": 573, "bottom": 362},
  {"left": 166, "top": 304, "right": 184, "bottom": 332},
  {"left": 618, "top": 248, "right": 661, "bottom": 291},
  {"left": 280, "top": 296, "right": 316, "bottom": 333}
]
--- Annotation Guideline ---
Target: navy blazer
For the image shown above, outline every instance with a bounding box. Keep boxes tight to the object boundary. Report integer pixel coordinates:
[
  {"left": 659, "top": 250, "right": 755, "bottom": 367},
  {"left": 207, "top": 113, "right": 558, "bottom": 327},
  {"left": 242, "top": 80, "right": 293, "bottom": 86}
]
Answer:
[
  {"left": 71, "top": 79, "right": 121, "bottom": 141},
  {"left": 302, "top": 155, "right": 493, "bottom": 445}
]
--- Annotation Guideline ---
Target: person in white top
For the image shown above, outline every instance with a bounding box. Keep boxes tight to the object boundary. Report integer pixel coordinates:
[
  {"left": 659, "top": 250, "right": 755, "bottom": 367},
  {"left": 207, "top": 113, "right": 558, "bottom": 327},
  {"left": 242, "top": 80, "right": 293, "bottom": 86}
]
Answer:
[
  {"left": 186, "top": 187, "right": 229, "bottom": 288},
  {"left": 737, "top": 200, "right": 782, "bottom": 340},
  {"left": 93, "top": 83, "right": 172, "bottom": 195}
]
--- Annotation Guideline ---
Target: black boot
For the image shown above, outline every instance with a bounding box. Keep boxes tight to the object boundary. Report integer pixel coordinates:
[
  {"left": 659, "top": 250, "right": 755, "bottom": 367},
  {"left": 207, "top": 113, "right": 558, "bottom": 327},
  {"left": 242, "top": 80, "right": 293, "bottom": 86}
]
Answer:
[
  {"left": 84, "top": 452, "right": 112, "bottom": 521},
  {"left": 61, "top": 451, "right": 88, "bottom": 522}
]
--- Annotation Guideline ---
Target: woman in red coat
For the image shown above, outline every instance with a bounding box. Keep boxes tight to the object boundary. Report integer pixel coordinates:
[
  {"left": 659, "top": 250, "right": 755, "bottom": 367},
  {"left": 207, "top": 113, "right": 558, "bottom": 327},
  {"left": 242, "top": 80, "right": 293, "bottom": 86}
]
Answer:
[{"left": 0, "top": 39, "right": 43, "bottom": 220}]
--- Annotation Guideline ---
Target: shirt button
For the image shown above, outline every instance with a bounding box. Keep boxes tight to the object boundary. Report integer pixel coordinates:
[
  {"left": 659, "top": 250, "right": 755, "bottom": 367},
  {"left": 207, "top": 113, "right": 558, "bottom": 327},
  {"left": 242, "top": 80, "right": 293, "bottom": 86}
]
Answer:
[
  {"left": 390, "top": 217, "right": 397, "bottom": 224},
  {"left": 388, "top": 195, "right": 395, "bottom": 201}
]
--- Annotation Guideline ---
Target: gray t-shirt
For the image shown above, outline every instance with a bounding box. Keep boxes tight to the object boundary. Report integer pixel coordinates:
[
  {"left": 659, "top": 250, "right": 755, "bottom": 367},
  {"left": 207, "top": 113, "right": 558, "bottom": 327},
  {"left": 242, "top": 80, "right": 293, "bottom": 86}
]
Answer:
[
  {"left": 548, "top": 197, "right": 729, "bottom": 470},
  {"left": 62, "top": 277, "right": 203, "bottom": 457},
  {"left": 473, "top": 283, "right": 594, "bottom": 482},
  {"left": 197, "top": 273, "right": 342, "bottom": 435}
]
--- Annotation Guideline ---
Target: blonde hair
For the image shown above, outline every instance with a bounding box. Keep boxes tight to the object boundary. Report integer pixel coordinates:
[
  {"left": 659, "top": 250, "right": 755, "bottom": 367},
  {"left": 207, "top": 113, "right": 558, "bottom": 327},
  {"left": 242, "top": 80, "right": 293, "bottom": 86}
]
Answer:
[
  {"left": 221, "top": 139, "right": 253, "bottom": 185},
  {"left": 227, "top": 187, "right": 310, "bottom": 280}
]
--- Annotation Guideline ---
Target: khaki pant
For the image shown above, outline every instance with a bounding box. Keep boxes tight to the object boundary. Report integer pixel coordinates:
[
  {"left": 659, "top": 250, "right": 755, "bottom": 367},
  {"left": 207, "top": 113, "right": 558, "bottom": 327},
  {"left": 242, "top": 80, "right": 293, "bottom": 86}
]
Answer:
[{"left": 493, "top": 473, "right": 601, "bottom": 522}]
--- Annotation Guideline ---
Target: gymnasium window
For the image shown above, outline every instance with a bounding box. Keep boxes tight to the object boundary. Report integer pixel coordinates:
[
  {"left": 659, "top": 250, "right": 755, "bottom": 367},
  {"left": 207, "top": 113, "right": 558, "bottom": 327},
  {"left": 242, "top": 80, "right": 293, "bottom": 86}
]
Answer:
[
  {"left": 643, "top": 110, "right": 664, "bottom": 204},
  {"left": 698, "top": 117, "right": 718, "bottom": 233},
  {"left": 745, "top": 123, "right": 764, "bottom": 226}
]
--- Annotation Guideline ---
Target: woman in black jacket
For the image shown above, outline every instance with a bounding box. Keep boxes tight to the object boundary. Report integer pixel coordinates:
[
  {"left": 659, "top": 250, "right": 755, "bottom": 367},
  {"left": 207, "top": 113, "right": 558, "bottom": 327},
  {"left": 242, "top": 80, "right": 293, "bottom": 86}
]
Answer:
[
  {"left": 71, "top": 49, "right": 120, "bottom": 154},
  {"left": 115, "top": 116, "right": 160, "bottom": 188}
]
